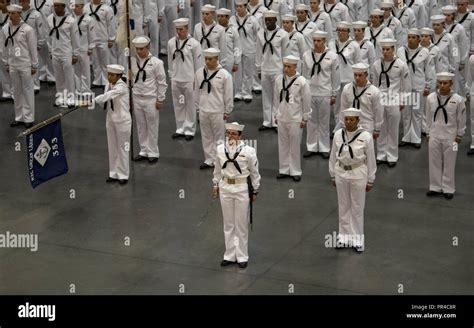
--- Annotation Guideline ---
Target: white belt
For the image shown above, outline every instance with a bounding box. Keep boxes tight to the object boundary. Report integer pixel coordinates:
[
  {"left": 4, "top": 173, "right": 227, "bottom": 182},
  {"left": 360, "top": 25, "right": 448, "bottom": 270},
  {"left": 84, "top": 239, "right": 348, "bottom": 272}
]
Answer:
[
  {"left": 338, "top": 161, "right": 365, "bottom": 171},
  {"left": 222, "top": 176, "right": 247, "bottom": 184}
]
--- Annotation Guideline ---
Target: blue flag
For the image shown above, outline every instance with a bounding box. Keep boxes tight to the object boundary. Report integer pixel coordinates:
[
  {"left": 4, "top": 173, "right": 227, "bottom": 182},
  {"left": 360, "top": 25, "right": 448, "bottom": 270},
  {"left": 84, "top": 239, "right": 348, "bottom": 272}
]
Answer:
[{"left": 26, "top": 119, "right": 68, "bottom": 189}]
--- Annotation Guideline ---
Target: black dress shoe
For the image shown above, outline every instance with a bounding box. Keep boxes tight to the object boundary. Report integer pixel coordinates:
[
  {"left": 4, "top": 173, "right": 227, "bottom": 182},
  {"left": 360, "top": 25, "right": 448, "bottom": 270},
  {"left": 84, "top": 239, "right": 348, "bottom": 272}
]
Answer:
[
  {"left": 303, "top": 151, "right": 317, "bottom": 158},
  {"left": 443, "top": 193, "right": 454, "bottom": 200},
  {"left": 238, "top": 262, "right": 248, "bottom": 269},
  {"left": 258, "top": 125, "right": 271, "bottom": 131},
  {"left": 34, "top": 90, "right": 40, "bottom": 95},
  {"left": 467, "top": 148, "right": 474, "bottom": 156},
  {"left": 119, "top": 179, "right": 128, "bottom": 185},
  {"left": 0, "top": 97, "right": 13, "bottom": 102},
  {"left": 376, "top": 159, "right": 385, "bottom": 165},
  {"left": 276, "top": 173, "right": 290, "bottom": 179},
  {"left": 426, "top": 190, "right": 442, "bottom": 197},
  {"left": 172, "top": 133, "right": 185, "bottom": 139},
  {"left": 234, "top": 97, "right": 242, "bottom": 102},
  {"left": 220, "top": 260, "right": 236, "bottom": 267},
  {"left": 272, "top": 127, "right": 278, "bottom": 133},
  {"left": 24, "top": 122, "right": 34, "bottom": 129},
  {"left": 413, "top": 143, "right": 421, "bottom": 149},
  {"left": 185, "top": 135, "right": 194, "bottom": 141},
  {"left": 106, "top": 177, "right": 118, "bottom": 183},
  {"left": 292, "top": 175, "right": 301, "bottom": 182},
  {"left": 321, "top": 152, "right": 330, "bottom": 159},
  {"left": 133, "top": 155, "right": 147, "bottom": 162},
  {"left": 387, "top": 162, "right": 397, "bottom": 168},
  {"left": 199, "top": 163, "right": 214, "bottom": 170},
  {"left": 252, "top": 90, "right": 261, "bottom": 94},
  {"left": 148, "top": 157, "right": 159, "bottom": 164},
  {"left": 10, "top": 121, "right": 23, "bottom": 127},
  {"left": 244, "top": 98, "right": 252, "bottom": 103}
]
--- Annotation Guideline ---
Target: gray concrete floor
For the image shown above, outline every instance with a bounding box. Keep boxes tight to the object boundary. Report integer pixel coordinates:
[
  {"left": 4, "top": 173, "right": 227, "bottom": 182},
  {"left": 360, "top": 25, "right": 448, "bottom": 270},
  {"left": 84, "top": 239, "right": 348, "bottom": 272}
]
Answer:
[{"left": 0, "top": 69, "right": 473, "bottom": 295}]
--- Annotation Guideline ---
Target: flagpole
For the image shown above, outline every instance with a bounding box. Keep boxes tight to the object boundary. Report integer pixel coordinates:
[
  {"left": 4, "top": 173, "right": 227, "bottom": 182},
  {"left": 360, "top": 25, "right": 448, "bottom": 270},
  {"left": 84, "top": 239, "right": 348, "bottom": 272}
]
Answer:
[
  {"left": 17, "top": 106, "right": 82, "bottom": 138},
  {"left": 125, "top": 0, "right": 134, "bottom": 160}
]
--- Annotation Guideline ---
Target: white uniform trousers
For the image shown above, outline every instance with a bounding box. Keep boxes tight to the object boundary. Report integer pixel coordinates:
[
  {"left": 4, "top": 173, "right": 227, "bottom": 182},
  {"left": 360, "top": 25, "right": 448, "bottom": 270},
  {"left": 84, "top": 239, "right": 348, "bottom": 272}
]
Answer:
[
  {"left": 106, "top": 119, "right": 131, "bottom": 180},
  {"left": 401, "top": 91, "right": 424, "bottom": 144},
  {"left": 335, "top": 175, "right": 367, "bottom": 249},
  {"left": 1, "top": 62, "right": 12, "bottom": 98},
  {"left": 470, "top": 95, "right": 474, "bottom": 150},
  {"left": 428, "top": 137, "right": 458, "bottom": 194},
  {"left": 253, "top": 68, "right": 262, "bottom": 91},
  {"left": 377, "top": 105, "right": 400, "bottom": 162},
  {"left": 261, "top": 72, "right": 278, "bottom": 127},
  {"left": 134, "top": 96, "right": 160, "bottom": 158},
  {"left": 306, "top": 96, "right": 331, "bottom": 153},
  {"left": 172, "top": 80, "right": 196, "bottom": 136},
  {"left": 220, "top": 188, "right": 250, "bottom": 263},
  {"left": 52, "top": 56, "right": 76, "bottom": 106},
  {"left": 278, "top": 121, "right": 303, "bottom": 176},
  {"left": 38, "top": 45, "right": 55, "bottom": 82},
  {"left": 234, "top": 53, "right": 255, "bottom": 100},
  {"left": 199, "top": 111, "right": 225, "bottom": 165},
  {"left": 92, "top": 42, "right": 110, "bottom": 86},
  {"left": 10, "top": 66, "right": 35, "bottom": 123},
  {"left": 333, "top": 82, "right": 349, "bottom": 133},
  {"left": 74, "top": 51, "right": 91, "bottom": 94}
]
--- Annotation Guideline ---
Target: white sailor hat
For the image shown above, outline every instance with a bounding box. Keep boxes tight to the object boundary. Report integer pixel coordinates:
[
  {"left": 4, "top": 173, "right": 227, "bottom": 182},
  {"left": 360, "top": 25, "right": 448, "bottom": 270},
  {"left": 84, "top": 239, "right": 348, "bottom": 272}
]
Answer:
[
  {"left": 407, "top": 28, "right": 421, "bottom": 36},
  {"left": 436, "top": 72, "right": 455, "bottom": 81},
  {"left": 235, "top": 0, "right": 248, "bottom": 5},
  {"left": 352, "top": 21, "right": 367, "bottom": 29},
  {"left": 295, "top": 4, "right": 309, "bottom": 11},
  {"left": 281, "top": 14, "right": 296, "bottom": 22},
  {"left": 379, "top": 0, "right": 394, "bottom": 9},
  {"left": 263, "top": 10, "right": 279, "bottom": 18},
  {"left": 342, "top": 108, "right": 362, "bottom": 117},
  {"left": 132, "top": 36, "right": 151, "bottom": 47},
  {"left": 203, "top": 47, "right": 220, "bottom": 57},
  {"left": 337, "top": 21, "right": 351, "bottom": 29},
  {"left": 420, "top": 27, "right": 434, "bottom": 35},
  {"left": 216, "top": 8, "right": 231, "bottom": 15},
  {"left": 441, "top": 5, "right": 457, "bottom": 14},
  {"left": 312, "top": 30, "right": 328, "bottom": 39},
  {"left": 370, "top": 9, "right": 384, "bottom": 16},
  {"left": 431, "top": 15, "right": 446, "bottom": 24},
  {"left": 6, "top": 4, "right": 22, "bottom": 12},
  {"left": 201, "top": 4, "right": 216, "bottom": 12},
  {"left": 226, "top": 122, "right": 245, "bottom": 131},
  {"left": 52, "top": 0, "right": 67, "bottom": 4},
  {"left": 107, "top": 64, "right": 125, "bottom": 74},
  {"left": 379, "top": 38, "right": 397, "bottom": 47},
  {"left": 174, "top": 18, "right": 189, "bottom": 27},
  {"left": 283, "top": 55, "right": 300, "bottom": 65},
  {"left": 352, "top": 63, "right": 370, "bottom": 73}
]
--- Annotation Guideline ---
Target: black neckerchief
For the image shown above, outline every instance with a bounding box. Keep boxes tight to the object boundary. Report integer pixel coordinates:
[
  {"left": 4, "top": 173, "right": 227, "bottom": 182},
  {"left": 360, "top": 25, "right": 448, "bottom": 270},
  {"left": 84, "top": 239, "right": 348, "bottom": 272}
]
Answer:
[
  {"left": 370, "top": 26, "right": 385, "bottom": 48},
  {"left": 49, "top": 15, "right": 68, "bottom": 40},
  {"left": 296, "top": 21, "right": 310, "bottom": 34},
  {"left": 405, "top": 47, "right": 421, "bottom": 73},
  {"left": 378, "top": 59, "right": 396, "bottom": 88},
  {"left": 352, "top": 83, "right": 370, "bottom": 108},
  {"left": 311, "top": 51, "right": 327, "bottom": 76},
  {"left": 199, "top": 68, "right": 220, "bottom": 93},
  {"left": 448, "top": 23, "right": 457, "bottom": 34},
  {"left": 134, "top": 57, "right": 151, "bottom": 84},
  {"left": 280, "top": 75, "right": 298, "bottom": 103},
  {"left": 312, "top": 12, "right": 321, "bottom": 23},
  {"left": 89, "top": 4, "right": 102, "bottom": 22},
  {"left": 458, "top": 12, "right": 470, "bottom": 25},
  {"left": 432, "top": 32, "right": 445, "bottom": 46},
  {"left": 35, "top": 0, "right": 46, "bottom": 12},
  {"left": 249, "top": 4, "right": 261, "bottom": 16},
  {"left": 110, "top": 0, "right": 119, "bottom": 15},
  {"left": 324, "top": 3, "right": 336, "bottom": 15},
  {"left": 0, "top": 14, "right": 9, "bottom": 27},
  {"left": 393, "top": 7, "right": 407, "bottom": 21},
  {"left": 434, "top": 94, "right": 452, "bottom": 124},
  {"left": 262, "top": 29, "right": 278, "bottom": 55},
  {"left": 77, "top": 14, "right": 86, "bottom": 36},
  {"left": 173, "top": 37, "right": 189, "bottom": 61},
  {"left": 4, "top": 23, "right": 22, "bottom": 47},
  {"left": 223, "top": 144, "right": 243, "bottom": 173},
  {"left": 335, "top": 39, "right": 352, "bottom": 65},
  {"left": 23, "top": 10, "right": 32, "bottom": 23},
  {"left": 338, "top": 128, "right": 364, "bottom": 159},
  {"left": 200, "top": 23, "right": 215, "bottom": 48},
  {"left": 236, "top": 15, "right": 249, "bottom": 38},
  {"left": 263, "top": 0, "right": 273, "bottom": 10}
]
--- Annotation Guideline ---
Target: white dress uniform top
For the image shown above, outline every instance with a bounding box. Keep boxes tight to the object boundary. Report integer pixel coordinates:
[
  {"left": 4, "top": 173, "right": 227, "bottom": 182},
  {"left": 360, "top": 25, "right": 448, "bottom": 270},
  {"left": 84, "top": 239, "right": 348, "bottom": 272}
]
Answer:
[
  {"left": 310, "top": 7, "right": 333, "bottom": 39},
  {"left": 168, "top": 19, "right": 203, "bottom": 137},
  {"left": 222, "top": 23, "right": 242, "bottom": 75},
  {"left": 465, "top": 54, "right": 474, "bottom": 153},
  {"left": 146, "top": 0, "right": 161, "bottom": 57},
  {"left": 444, "top": 15, "right": 469, "bottom": 95},
  {"left": 261, "top": 0, "right": 290, "bottom": 23},
  {"left": 84, "top": 1, "right": 115, "bottom": 86},
  {"left": 329, "top": 108, "right": 377, "bottom": 251},
  {"left": 431, "top": 15, "right": 456, "bottom": 73},
  {"left": 22, "top": 6, "right": 45, "bottom": 92},
  {"left": 338, "top": 0, "right": 361, "bottom": 22},
  {"left": 365, "top": 12, "right": 394, "bottom": 58},
  {"left": 352, "top": 21, "right": 375, "bottom": 68},
  {"left": 406, "top": 0, "right": 426, "bottom": 28},
  {"left": 131, "top": 37, "right": 168, "bottom": 160},
  {"left": 256, "top": 10, "right": 289, "bottom": 128},
  {"left": 322, "top": 0, "right": 350, "bottom": 34},
  {"left": 456, "top": 5, "right": 474, "bottom": 55},
  {"left": 1, "top": 5, "right": 38, "bottom": 124},
  {"left": 391, "top": 2, "right": 417, "bottom": 45},
  {"left": 213, "top": 124, "right": 261, "bottom": 264},
  {"left": 195, "top": 49, "right": 234, "bottom": 166},
  {"left": 94, "top": 65, "right": 132, "bottom": 181},
  {"left": 47, "top": 7, "right": 80, "bottom": 107},
  {"left": 274, "top": 56, "right": 312, "bottom": 176},
  {"left": 340, "top": 64, "right": 383, "bottom": 134},
  {"left": 230, "top": 7, "right": 260, "bottom": 101},
  {"left": 397, "top": 36, "right": 435, "bottom": 145},
  {"left": 294, "top": 6, "right": 318, "bottom": 50},
  {"left": 302, "top": 32, "right": 340, "bottom": 154},
  {"left": 283, "top": 15, "right": 306, "bottom": 71},
  {"left": 426, "top": 74, "right": 466, "bottom": 194},
  {"left": 74, "top": 6, "right": 95, "bottom": 94},
  {"left": 0, "top": 11, "right": 12, "bottom": 99},
  {"left": 382, "top": 10, "right": 404, "bottom": 49},
  {"left": 371, "top": 39, "right": 411, "bottom": 163},
  {"left": 247, "top": 0, "right": 267, "bottom": 27},
  {"left": 33, "top": 0, "right": 55, "bottom": 83}
]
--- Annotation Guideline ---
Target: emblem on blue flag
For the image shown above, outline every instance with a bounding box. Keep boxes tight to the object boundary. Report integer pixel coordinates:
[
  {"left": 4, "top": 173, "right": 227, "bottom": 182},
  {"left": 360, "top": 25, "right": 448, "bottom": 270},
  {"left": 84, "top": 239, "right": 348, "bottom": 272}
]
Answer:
[{"left": 26, "top": 119, "right": 68, "bottom": 189}]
